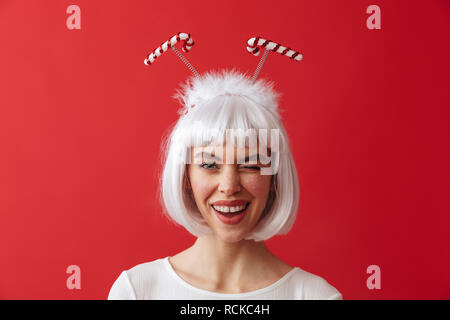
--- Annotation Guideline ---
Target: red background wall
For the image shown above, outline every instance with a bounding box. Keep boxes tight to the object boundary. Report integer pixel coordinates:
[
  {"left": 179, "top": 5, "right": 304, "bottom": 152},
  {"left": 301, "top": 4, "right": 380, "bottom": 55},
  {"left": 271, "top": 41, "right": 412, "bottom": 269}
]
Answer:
[{"left": 0, "top": 0, "right": 449, "bottom": 299}]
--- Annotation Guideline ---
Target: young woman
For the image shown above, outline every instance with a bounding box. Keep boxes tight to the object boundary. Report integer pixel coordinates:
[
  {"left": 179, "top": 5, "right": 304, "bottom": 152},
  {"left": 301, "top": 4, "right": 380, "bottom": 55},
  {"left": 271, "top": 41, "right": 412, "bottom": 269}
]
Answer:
[{"left": 108, "top": 69, "right": 342, "bottom": 300}]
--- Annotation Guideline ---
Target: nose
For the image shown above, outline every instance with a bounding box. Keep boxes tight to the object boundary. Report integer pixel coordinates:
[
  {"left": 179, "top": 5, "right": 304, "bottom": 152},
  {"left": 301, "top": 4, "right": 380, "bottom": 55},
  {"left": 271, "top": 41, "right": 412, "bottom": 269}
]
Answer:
[{"left": 218, "top": 166, "right": 241, "bottom": 195}]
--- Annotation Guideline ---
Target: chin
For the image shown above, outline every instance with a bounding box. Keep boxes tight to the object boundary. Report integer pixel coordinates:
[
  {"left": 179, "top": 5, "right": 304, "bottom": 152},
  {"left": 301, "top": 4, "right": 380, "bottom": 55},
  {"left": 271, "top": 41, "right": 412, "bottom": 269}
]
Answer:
[{"left": 214, "top": 229, "right": 248, "bottom": 243}]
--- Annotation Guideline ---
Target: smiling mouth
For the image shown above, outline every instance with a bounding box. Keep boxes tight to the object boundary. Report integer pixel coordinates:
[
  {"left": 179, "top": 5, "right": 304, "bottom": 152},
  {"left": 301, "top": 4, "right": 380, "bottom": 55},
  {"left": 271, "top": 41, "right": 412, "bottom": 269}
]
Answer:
[{"left": 211, "top": 202, "right": 250, "bottom": 217}]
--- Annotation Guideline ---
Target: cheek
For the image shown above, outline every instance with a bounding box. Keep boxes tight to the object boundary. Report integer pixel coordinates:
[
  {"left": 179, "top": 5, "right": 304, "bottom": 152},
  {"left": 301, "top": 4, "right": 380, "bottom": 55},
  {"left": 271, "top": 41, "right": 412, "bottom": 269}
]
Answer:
[
  {"left": 241, "top": 175, "right": 271, "bottom": 198},
  {"left": 190, "top": 177, "right": 215, "bottom": 202}
]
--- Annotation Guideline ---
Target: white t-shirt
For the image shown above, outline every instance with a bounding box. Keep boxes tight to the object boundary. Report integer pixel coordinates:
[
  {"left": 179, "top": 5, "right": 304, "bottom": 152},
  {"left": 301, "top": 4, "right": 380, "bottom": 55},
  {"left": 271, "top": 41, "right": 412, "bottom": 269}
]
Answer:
[{"left": 108, "top": 257, "right": 343, "bottom": 300}]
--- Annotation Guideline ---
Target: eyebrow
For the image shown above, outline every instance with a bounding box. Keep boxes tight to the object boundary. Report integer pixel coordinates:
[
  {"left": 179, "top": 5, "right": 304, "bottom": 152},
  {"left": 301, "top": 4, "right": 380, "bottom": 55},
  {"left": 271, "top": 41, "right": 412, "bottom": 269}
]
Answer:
[
  {"left": 193, "top": 151, "right": 270, "bottom": 163},
  {"left": 194, "top": 151, "right": 222, "bottom": 161}
]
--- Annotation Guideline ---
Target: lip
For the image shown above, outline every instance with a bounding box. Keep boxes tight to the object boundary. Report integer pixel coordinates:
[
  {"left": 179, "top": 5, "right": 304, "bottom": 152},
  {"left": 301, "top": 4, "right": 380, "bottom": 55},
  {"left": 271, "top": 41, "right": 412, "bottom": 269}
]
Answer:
[
  {"left": 211, "top": 199, "right": 249, "bottom": 206},
  {"left": 212, "top": 202, "right": 250, "bottom": 225}
]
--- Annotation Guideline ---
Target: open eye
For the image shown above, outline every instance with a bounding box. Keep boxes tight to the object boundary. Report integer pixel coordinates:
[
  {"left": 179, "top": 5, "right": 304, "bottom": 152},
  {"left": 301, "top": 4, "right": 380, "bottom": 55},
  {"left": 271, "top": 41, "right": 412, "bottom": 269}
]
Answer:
[
  {"left": 199, "top": 162, "right": 261, "bottom": 171},
  {"left": 199, "top": 162, "right": 218, "bottom": 170}
]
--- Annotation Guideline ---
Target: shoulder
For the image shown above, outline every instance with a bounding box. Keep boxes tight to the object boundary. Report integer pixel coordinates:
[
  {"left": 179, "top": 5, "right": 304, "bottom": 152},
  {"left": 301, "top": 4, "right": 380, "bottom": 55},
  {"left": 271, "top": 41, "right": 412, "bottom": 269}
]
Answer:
[
  {"left": 288, "top": 267, "right": 343, "bottom": 300},
  {"left": 125, "top": 257, "right": 167, "bottom": 283},
  {"left": 107, "top": 257, "right": 167, "bottom": 300}
]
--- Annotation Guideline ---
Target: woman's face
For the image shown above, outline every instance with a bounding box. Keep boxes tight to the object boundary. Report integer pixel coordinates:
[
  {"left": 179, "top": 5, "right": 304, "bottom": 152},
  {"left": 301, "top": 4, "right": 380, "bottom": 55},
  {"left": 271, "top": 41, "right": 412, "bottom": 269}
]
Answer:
[{"left": 186, "top": 144, "right": 273, "bottom": 243}]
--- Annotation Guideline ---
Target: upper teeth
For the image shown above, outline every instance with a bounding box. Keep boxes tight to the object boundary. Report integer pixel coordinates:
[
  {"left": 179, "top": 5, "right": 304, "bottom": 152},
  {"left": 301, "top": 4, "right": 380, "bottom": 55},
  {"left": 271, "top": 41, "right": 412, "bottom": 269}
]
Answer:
[{"left": 212, "top": 204, "right": 247, "bottom": 213}]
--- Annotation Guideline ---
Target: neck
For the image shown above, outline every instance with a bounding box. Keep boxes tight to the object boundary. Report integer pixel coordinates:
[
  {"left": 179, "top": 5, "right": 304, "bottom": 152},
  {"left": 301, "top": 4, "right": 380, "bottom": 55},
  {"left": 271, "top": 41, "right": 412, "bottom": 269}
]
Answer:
[{"left": 183, "top": 234, "right": 274, "bottom": 286}]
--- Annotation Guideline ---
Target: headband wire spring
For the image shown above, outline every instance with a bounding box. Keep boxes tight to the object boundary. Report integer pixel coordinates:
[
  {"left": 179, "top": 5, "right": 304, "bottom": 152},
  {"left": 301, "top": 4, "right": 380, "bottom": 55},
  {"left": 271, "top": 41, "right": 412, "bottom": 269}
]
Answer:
[
  {"left": 171, "top": 46, "right": 200, "bottom": 79},
  {"left": 251, "top": 48, "right": 270, "bottom": 83}
]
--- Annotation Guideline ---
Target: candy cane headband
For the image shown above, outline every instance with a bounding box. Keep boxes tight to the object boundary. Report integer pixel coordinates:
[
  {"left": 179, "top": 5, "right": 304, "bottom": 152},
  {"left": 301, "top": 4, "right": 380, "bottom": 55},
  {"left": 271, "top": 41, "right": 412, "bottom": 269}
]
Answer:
[
  {"left": 144, "top": 33, "right": 302, "bottom": 83},
  {"left": 247, "top": 36, "right": 303, "bottom": 82},
  {"left": 144, "top": 32, "right": 200, "bottom": 78}
]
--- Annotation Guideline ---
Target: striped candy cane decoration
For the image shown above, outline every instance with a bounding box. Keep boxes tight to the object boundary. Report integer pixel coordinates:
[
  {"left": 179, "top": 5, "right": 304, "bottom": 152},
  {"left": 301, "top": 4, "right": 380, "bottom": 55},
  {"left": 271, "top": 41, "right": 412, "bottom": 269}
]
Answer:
[
  {"left": 247, "top": 37, "right": 303, "bottom": 61},
  {"left": 144, "top": 32, "right": 199, "bottom": 78},
  {"left": 144, "top": 32, "right": 195, "bottom": 65},
  {"left": 247, "top": 37, "right": 302, "bottom": 82}
]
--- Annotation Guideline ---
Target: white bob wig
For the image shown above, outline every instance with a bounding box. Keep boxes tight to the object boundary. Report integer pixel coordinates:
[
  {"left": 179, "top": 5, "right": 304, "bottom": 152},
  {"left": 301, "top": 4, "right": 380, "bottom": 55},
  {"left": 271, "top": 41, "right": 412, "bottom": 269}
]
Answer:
[{"left": 159, "top": 69, "right": 299, "bottom": 241}]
